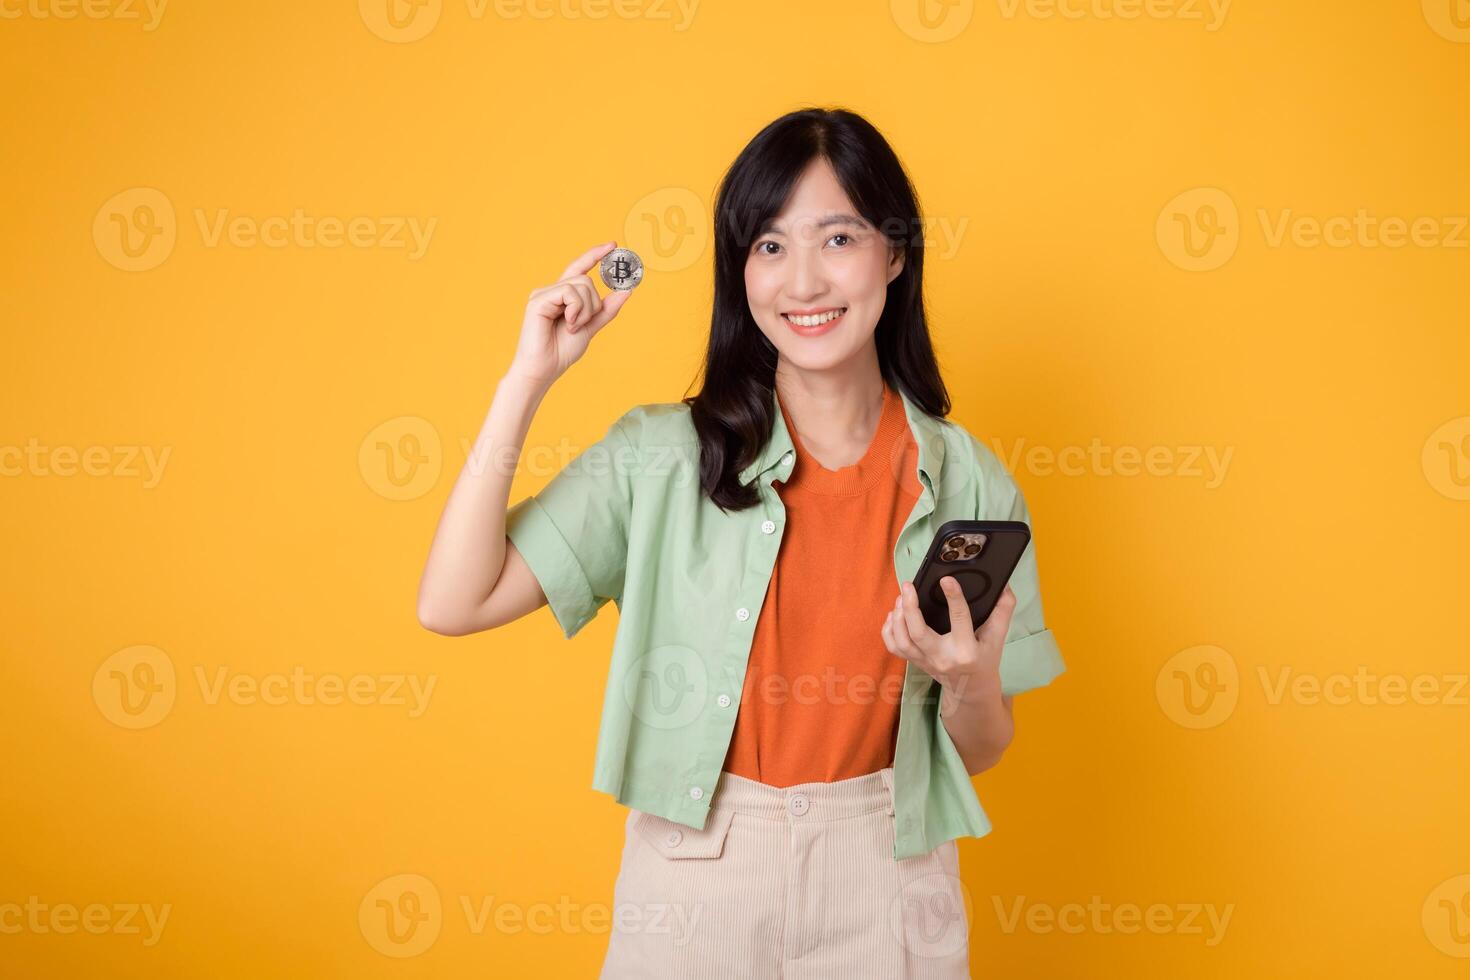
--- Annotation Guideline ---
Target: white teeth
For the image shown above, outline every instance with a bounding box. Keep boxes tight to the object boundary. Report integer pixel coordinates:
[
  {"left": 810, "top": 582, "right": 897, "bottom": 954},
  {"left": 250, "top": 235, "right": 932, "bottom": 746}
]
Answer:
[{"left": 783, "top": 308, "right": 846, "bottom": 327}]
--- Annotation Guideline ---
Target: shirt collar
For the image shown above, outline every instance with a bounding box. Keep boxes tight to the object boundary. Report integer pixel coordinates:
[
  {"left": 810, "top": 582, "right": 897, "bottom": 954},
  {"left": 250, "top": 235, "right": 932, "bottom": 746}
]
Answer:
[{"left": 737, "top": 384, "right": 947, "bottom": 492}]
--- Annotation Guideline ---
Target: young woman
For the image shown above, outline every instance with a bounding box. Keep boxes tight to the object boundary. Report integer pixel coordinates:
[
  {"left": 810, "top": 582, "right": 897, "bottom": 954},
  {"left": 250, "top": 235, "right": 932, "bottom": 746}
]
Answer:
[{"left": 417, "top": 107, "right": 1065, "bottom": 979}]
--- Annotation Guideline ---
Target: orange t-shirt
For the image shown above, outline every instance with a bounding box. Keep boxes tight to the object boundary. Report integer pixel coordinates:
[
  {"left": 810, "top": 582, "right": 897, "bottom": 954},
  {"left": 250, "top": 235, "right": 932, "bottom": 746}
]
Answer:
[{"left": 721, "top": 381, "right": 922, "bottom": 787}]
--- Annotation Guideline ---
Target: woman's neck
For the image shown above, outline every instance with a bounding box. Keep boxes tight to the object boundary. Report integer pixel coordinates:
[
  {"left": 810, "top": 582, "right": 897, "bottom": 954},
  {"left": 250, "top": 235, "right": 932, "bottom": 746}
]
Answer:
[{"left": 773, "top": 358, "right": 889, "bottom": 472}]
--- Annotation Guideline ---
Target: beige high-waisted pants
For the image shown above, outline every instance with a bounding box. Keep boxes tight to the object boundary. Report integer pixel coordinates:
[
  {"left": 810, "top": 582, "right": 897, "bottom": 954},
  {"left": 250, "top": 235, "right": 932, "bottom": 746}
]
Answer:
[{"left": 599, "top": 766, "right": 972, "bottom": 979}]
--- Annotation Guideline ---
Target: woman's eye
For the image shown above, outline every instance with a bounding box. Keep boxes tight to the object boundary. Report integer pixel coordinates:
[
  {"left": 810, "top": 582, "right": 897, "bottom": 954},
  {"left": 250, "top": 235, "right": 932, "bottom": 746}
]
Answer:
[{"left": 753, "top": 235, "right": 849, "bottom": 254}]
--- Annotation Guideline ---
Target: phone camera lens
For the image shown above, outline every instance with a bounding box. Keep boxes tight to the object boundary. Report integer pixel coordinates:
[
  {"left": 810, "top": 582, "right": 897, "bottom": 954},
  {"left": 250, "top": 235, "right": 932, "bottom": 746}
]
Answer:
[
  {"left": 945, "top": 536, "right": 964, "bottom": 549},
  {"left": 940, "top": 549, "right": 959, "bottom": 561}
]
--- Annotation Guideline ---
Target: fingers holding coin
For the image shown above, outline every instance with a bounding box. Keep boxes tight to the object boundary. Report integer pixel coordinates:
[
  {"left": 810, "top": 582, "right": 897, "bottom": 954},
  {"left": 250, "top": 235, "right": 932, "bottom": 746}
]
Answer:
[
  {"left": 582, "top": 245, "right": 643, "bottom": 335},
  {"left": 544, "top": 242, "right": 643, "bottom": 337}
]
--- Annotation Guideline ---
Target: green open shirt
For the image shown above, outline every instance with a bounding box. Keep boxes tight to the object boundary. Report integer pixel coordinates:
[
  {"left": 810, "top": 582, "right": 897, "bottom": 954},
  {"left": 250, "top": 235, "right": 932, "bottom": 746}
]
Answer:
[{"left": 505, "top": 385, "right": 1065, "bottom": 860}]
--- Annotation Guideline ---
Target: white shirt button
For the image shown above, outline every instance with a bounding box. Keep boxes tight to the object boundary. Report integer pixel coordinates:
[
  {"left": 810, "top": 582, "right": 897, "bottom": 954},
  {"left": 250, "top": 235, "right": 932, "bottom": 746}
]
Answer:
[
  {"left": 735, "top": 607, "right": 750, "bottom": 622},
  {"left": 717, "top": 694, "right": 731, "bottom": 708},
  {"left": 781, "top": 451, "right": 793, "bottom": 465},
  {"left": 761, "top": 519, "right": 776, "bottom": 534},
  {"left": 689, "top": 786, "right": 703, "bottom": 800},
  {"left": 665, "top": 829, "right": 683, "bottom": 847},
  {"left": 788, "top": 793, "right": 810, "bottom": 816}
]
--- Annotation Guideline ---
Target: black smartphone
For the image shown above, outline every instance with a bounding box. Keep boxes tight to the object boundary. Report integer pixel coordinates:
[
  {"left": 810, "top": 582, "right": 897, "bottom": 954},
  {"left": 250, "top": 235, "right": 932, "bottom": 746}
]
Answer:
[{"left": 911, "top": 521, "right": 1030, "bottom": 635}]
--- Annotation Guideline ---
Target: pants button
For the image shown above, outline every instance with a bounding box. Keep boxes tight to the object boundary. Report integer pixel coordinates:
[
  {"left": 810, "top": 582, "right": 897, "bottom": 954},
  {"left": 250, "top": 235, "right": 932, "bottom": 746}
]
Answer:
[{"left": 788, "top": 793, "right": 809, "bottom": 816}]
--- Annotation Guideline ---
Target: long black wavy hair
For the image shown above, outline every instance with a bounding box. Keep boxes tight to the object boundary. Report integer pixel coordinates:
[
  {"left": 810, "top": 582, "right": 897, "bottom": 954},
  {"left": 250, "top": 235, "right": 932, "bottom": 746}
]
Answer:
[{"left": 682, "top": 106, "right": 953, "bottom": 513}]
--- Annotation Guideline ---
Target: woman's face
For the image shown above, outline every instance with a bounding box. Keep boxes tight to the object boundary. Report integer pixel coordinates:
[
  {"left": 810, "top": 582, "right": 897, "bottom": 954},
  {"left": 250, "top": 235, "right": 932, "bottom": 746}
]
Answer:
[{"left": 744, "top": 156, "right": 904, "bottom": 374}]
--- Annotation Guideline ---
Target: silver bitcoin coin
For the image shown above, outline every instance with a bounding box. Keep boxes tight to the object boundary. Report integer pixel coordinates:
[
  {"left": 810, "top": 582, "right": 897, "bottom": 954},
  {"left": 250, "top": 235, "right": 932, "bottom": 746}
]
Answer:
[{"left": 599, "top": 247, "right": 644, "bottom": 291}]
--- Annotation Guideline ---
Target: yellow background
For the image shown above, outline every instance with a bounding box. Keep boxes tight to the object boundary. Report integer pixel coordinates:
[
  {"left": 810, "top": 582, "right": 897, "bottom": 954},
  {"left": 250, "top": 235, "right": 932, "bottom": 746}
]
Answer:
[{"left": 3, "top": 0, "right": 1468, "bottom": 975}]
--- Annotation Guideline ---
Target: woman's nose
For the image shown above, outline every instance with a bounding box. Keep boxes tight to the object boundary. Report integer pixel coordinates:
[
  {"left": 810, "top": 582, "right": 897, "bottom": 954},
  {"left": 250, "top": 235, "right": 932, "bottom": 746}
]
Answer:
[{"left": 787, "top": 247, "right": 826, "bottom": 300}]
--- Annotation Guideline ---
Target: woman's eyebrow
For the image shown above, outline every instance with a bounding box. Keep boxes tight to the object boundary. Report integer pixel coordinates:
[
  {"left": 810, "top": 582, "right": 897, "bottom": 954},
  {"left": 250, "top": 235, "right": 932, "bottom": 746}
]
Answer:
[{"left": 758, "top": 213, "right": 873, "bottom": 235}]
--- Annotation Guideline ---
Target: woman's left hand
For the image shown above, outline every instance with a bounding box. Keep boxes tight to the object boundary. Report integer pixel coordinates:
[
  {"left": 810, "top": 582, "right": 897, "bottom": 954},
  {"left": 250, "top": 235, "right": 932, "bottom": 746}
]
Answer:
[{"left": 881, "top": 578, "right": 1016, "bottom": 706}]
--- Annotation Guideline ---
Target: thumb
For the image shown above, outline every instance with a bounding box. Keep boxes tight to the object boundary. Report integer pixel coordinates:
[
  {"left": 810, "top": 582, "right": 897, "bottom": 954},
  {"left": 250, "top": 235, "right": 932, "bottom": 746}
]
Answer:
[{"left": 940, "top": 576, "right": 974, "bottom": 637}]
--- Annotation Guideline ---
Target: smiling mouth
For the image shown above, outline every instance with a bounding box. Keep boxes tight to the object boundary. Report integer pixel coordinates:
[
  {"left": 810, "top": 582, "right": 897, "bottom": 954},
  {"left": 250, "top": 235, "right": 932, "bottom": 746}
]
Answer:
[{"left": 781, "top": 307, "right": 848, "bottom": 328}]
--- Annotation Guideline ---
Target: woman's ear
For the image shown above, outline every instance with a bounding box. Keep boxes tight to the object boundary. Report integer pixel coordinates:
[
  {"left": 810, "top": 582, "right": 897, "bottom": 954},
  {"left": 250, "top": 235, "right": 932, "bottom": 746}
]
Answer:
[{"left": 886, "top": 243, "right": 906, "bottom": 285}]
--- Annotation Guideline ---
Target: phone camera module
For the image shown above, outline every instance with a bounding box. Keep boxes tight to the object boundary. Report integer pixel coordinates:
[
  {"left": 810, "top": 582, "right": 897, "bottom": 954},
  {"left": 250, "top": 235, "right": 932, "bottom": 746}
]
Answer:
[{"left": 940, "top": 531, "right": 988, "bottom": 564}]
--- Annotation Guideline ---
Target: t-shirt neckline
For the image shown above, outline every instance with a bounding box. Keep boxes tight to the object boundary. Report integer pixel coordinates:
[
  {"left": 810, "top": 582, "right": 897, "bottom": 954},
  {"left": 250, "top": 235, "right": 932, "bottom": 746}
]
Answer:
[{"left": 775, "top": 383, "right": 907, "bottom": 497}]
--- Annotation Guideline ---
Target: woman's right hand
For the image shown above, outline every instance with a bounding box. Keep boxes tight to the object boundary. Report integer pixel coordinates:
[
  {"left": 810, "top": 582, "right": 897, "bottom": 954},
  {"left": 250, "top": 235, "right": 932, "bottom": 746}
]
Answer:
[{"left": 508, "top": 241, "right": 635, "bottom": 391}]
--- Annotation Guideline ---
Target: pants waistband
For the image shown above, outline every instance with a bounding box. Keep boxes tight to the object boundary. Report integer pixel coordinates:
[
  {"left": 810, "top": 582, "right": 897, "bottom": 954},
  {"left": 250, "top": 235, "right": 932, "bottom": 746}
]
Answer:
[{"left": 709, "top": 766, "right": 896, "bottom": 822}]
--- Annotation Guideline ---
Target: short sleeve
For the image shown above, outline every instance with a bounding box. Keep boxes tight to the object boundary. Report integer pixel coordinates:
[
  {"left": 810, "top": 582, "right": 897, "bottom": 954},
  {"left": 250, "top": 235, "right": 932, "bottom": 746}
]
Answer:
[
  {"left": 986, "top": 467, "right": 1066, "bottom": 696},
  {"left": 505, "top": 413, "right": 636, "bottom": 639}
]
